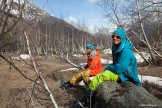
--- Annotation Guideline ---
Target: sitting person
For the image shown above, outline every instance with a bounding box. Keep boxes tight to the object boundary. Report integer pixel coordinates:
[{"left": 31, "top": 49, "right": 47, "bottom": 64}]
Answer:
[
  {"left": 76, "top": 28, "right": 141, "bottom": 108},
  {"left": 61, "top": 43, "right": 103, "bottom": 89}
]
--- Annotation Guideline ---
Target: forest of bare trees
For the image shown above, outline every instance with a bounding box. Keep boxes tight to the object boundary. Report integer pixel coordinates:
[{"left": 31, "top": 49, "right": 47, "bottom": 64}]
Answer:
[
  {"left": 0, "top": 0, "right": 111, "bottom": 56},
  {"left": 1, "top": 0, "right": 162, "bottom": 64}
]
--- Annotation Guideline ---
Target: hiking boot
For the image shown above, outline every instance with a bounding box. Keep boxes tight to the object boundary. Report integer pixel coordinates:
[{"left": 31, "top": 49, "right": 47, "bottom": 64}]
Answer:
[
  {"left": 75, "top": 100, "right": 89, "bottom": 108},
  {"left": 84, "top": 80, "right": 91, "bottom": 86},
  {"left": 75, "top": 90, "right": 92, "bottom": 108},
  {"left": 61, "top": 80, "right": 72, "bottom": 89}
]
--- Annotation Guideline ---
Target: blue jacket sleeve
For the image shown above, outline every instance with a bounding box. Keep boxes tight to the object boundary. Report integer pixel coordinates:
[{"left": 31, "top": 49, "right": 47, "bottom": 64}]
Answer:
[{"left": 105, "top": 50, "right": 131, "bottom": 75}]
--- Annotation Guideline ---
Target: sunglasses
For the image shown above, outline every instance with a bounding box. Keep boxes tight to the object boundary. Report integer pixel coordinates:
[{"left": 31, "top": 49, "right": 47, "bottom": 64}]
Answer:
[
  {"left": 112, "top": 35, "right": 121, "bottom": 39},
  {"left": 86, "top": 47, "right": 91, "bottom": 49}
]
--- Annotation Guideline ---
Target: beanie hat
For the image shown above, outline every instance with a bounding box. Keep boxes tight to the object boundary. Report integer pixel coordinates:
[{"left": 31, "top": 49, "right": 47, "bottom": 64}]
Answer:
[
  {"left": 113, "top": 28, "right": 126, "bottom": 39},
  {"left": 86, "top": 43, "right": 95, "bottom": 50}
]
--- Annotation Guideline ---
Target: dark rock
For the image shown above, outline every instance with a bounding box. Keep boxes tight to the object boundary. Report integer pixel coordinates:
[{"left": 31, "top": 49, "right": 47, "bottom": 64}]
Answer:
[{"left": 93, "top": 81, "right": 162, "bottom": 108}]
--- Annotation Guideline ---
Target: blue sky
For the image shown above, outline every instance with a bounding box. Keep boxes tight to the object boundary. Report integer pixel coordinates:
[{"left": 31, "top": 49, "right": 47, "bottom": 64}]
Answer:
[{"left": 32, "top": 0, "right": 108, "bottom": 32}]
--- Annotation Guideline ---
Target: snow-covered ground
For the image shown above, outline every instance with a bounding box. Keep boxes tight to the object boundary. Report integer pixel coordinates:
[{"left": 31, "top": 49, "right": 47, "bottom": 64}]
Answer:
[
  {"left": 134, "top": 52, "right": 151, "bottom": 63},
  {"left": 101, "top": 58, "right": 113, "bottom": 65},
  {"left": 102, "top": 48, "right": 112, "bottom": 54},
  {"left": 19, "top": 54, "right": 30, "bottom": 60},
  {"left": 73, "top": 54, "right": 83, "bottom": 57},
  {"left": 138, "top": 75, "right": 162, "bottom": 86}
]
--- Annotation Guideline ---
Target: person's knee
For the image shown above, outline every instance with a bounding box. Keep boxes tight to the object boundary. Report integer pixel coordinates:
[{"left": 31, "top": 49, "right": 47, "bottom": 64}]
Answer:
[
  {"left": 76, "top": 71, "right": 84, "bottom": 77},
  {"left": 85, "top": 70, "right": 90, "bottom": 75}
]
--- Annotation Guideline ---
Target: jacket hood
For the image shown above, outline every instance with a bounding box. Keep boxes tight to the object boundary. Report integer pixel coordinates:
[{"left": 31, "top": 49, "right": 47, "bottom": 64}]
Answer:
[
  {"left": 113, "top": 28, "right": 126, "bottom": 43},
  {"left": 113, "top": 39, "right": 133, "bottom": 53},
  {"left": 113, "top": 28, "right": 133, "bottom": 52}
]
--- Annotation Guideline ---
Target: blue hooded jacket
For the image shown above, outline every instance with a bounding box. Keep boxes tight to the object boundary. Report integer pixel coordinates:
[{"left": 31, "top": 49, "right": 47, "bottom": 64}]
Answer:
[{"left": 105, "top": 28, "right": 141, "bottom": 86}]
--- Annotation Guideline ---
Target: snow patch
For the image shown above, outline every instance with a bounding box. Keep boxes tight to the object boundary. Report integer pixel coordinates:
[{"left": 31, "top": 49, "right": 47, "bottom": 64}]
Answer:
[
  {"left": 73, "top": 54, "right": 83, "bottom": 57},
  {"left": 138, "top": 75, "right": 162, "bottom": 86},
  {"left": 19, "top": 54, "right": 30, "bottom": 60},
  {"left": 134, "top": 52, "right": 151, "bottom": 63},
  {"left": 102, "top": 48, "right": 112, "bottom": 54},
  {"left": 101, "top": 58, "right": 113, "bottom": 65}
]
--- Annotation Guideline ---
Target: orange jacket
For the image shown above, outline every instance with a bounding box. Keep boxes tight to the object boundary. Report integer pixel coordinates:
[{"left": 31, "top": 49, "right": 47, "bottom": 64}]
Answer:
[{"left": 85, "top": 50, "right": 102, "bottom": 76}]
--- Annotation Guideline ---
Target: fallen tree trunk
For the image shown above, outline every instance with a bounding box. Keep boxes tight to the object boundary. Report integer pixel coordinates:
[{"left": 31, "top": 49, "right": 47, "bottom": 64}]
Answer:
[{"left": 93, "top": 81, "right": 162, "bottom": 108}]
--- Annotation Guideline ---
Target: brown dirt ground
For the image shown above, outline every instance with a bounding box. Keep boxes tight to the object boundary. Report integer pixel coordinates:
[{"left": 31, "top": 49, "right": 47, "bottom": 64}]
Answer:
[{"left": 0, "top": 53, "right": 162, "bottom": 108}]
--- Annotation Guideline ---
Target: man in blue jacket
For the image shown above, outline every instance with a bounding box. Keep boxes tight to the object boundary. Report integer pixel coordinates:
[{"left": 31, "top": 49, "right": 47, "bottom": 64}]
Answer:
[{"left": 76, "top": 28, "right": 141, "bottom": 107}]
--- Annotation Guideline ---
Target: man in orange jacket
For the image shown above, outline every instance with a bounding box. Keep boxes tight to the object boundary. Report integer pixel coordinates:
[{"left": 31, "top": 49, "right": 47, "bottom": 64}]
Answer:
[{"left": 61, "top": 43, "right": 102, "bottom": 89}]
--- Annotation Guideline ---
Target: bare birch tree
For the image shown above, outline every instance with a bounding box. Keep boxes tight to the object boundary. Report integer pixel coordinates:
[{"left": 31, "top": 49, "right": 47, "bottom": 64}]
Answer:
[{"left": 97, "top": 0, "right": 162, "bottom": 65}]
